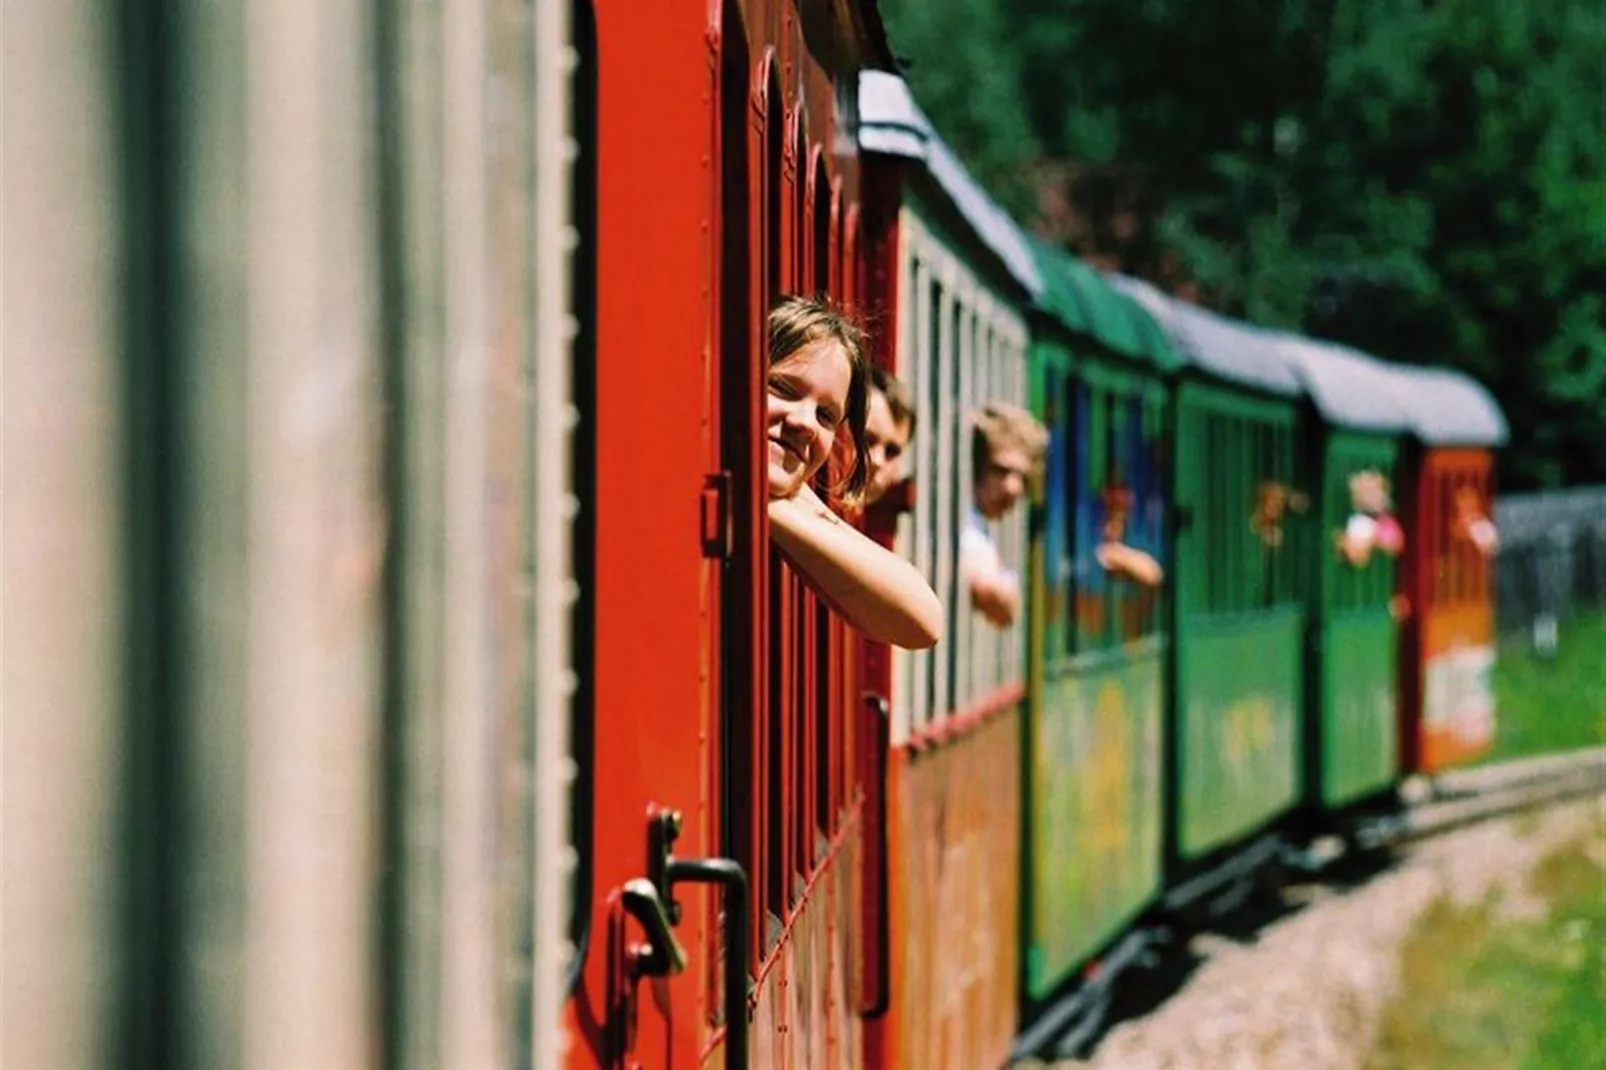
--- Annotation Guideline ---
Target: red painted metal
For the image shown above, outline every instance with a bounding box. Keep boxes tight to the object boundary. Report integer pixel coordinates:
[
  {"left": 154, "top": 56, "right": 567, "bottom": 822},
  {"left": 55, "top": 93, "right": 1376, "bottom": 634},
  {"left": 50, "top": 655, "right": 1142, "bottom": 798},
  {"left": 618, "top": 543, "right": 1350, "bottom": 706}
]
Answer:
[{"left": 570, "top": 4, "right": 885, "bottom": 1067}]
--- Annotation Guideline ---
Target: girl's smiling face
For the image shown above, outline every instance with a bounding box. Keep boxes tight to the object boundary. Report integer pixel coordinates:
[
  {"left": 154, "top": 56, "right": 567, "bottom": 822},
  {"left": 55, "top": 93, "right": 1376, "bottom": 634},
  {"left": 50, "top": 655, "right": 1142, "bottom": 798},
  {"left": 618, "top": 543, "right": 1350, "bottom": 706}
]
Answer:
[{"left": 767, "top": 339, "right": 852, "bottom": 498}]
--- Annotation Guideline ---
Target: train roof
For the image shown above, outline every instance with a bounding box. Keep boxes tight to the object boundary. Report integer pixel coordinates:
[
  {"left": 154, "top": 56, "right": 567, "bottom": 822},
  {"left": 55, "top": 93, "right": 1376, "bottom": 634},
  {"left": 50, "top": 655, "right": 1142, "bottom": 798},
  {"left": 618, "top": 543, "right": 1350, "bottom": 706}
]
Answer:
[
  {"left": 1267, "top": 336, "right": 1415, "bottom": 433},
  {"left": 1380, "top": 363, "right": 1509, "bottom": 446},
  {"left": 1027, "top": 239, "right": 1182, "bottom": 373},
  {"left": 857, "top": 72, "right": 1040, "bottom": 296},
  {"left": 1105, "top": 274, "right": 1304, "bottom": 397}
]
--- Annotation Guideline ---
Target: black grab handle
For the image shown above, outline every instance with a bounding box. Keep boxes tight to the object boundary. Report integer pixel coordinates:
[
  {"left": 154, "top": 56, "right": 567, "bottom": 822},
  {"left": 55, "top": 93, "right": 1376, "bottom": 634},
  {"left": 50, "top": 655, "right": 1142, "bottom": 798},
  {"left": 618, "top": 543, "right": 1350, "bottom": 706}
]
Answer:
[{"left": 665, "top": 857, "right": 750, "bottom": 1070}]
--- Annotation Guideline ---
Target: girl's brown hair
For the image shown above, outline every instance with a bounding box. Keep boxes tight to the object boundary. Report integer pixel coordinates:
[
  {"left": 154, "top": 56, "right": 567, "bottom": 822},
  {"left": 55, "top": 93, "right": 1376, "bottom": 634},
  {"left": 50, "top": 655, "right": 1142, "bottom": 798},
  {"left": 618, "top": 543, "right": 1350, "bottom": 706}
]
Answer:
[{"left": 768, "top": 294, "right": 871, "bottom": 502}]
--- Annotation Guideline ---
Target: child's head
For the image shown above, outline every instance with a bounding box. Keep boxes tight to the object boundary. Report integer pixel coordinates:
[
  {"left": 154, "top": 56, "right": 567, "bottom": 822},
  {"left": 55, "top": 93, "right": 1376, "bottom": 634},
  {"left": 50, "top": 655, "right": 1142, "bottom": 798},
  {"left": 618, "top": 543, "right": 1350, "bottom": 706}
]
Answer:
[
  {"left": 1100, "top": 482, "right": 1134, "bottom": 542},
  {"left": 971, "top": 402, "right": 1046, "bottom": 519},
  {"left": 1454, "top": 484, "right": 1484, "bottom": 519},
  {"left": 1348, "top": 469, "right": 1391, "bottom": 514},
  {"left": 766, "top": 295, "right": 871, "bottom": 501},
  {"left": 864, "top": 366, "right": 915, "bottom": 506}
]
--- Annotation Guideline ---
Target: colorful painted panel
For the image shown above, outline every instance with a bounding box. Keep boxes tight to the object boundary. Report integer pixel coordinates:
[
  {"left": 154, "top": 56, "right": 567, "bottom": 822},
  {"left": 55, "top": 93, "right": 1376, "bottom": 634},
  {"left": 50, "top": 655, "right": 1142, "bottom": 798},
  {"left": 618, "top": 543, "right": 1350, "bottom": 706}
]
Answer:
[
  {"left": 1027, "top": 648, "right": 1164, "bottom": 999},
  {"left": 1177, "top": 610, "right": 1303, "bottom": 857},
  {"left": 1322, "top": 613, "right": 1399, "bottom": 805}
]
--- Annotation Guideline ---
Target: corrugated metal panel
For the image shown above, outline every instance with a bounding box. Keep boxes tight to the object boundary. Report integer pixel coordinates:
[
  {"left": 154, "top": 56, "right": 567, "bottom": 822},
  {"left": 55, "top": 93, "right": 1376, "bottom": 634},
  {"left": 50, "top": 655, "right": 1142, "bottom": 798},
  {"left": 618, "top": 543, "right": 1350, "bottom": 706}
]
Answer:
[
  {"left": 1107, "top": 273, "right": 1303, "bottom": 396},
  {"left": 1382, "top": 364, "right": 1509, "bottom": 446},
  {"left": 858, "top": 71, "right": 1040, "bottom": 295},
  {"left": 1027, "top": 238, "right": 1182, "bottom": 372},
  {"left": 1270, "top": 336, "right": 1413, "bottom": 432}
]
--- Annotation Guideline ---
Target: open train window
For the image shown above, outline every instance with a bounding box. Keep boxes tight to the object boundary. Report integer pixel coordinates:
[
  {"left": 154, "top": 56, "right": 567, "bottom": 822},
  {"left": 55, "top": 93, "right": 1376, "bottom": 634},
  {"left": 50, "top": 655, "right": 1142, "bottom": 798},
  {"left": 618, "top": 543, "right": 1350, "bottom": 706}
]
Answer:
[
  {"left": 1428, "top": 464, "right": 1492, "bottom": 609},
  {"left": 951, "top": 300, "right": 977, "bottom": 711},
  {"left": 1190, "top": 404, "right": 1296, "bottom": 619},
  {"left": 759, "top": 56, "right": 785, "bottom": 950},
  {"left": 925, "top": 268, "right": 950, "bottom": 724},
  {"left": 1065, "top": 381, "right": 1166, "bottom": 652},
  {"left": 1326, "top": 445, "right": 1400, "bottom": 615}
]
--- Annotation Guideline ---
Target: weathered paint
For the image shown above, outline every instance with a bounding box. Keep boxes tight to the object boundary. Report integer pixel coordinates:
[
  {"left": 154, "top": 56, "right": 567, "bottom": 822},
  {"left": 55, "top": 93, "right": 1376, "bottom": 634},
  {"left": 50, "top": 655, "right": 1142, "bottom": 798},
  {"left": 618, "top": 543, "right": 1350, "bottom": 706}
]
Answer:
[
  {"left": 1026, "top": 647, "right": 1165, "bottom": 999},
  {"left": 1176, "top": 610, "right": 1304, "bottom": 857},
  {"left": 1321, "top": 614, "right": 1399, "bottom": 805},
  {"left": 884, "top": 711, "right": 1021, "bottom": 1070},
  {"left": 746, "top": 819, "right": 865, "bottom": 1070}
]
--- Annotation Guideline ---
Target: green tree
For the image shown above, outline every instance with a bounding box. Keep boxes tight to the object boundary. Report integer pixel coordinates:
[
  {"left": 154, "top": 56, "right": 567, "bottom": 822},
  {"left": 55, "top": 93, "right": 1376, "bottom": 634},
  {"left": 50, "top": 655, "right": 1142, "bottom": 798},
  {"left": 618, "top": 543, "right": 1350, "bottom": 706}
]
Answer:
[
  {"left": 882, "top": 0, "right": 1606, "bottom": 488},
  {"left": 878, "top": 0, "right": 1043, "bottom": 219}
]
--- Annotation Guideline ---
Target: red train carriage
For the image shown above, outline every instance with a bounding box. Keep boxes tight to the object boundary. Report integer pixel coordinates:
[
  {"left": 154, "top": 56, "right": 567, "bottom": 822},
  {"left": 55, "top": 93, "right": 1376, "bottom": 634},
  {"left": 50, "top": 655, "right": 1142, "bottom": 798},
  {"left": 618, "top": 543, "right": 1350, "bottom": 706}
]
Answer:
[
  {"left": 1387, "top": 368, "right": 1510, "bottom": 774},
  {"left": 571, "top": 4, "right": 894, "bottom": 1069},
  {"left": 857, "top": 73, "right": 1039, "bottom": 1070}
]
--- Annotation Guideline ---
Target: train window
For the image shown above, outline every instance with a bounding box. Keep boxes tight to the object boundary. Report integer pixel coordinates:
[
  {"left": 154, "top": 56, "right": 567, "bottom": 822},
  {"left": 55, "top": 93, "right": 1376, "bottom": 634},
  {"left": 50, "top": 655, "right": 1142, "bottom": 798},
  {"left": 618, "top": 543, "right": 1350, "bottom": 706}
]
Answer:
[
  {"left": 913, "top": 259, "right": 939, "bottom": 730},
  {"left": 952, "top": 300, "right": 977, "bottom": 712},
  {"left": 928, "top": 271, "right": 952, "bottom": 723},
  {"left": 891, "top": 233, "right": 917, "bottom": 742},
  {"left": 793, "top": 564, "right": 811, "bottom": 891},
  {"left": 809, "top": 152, "right": 833, "bottom": 853},
  {"left": 816, "top": 597, "right": 834, "bottom": 843},
  {"left": 814, "top": 156, "right": 832, "bottom": 298},
  {"left": 935, "top": 285, "right": 961, "bottom": 720},
  {"left": 842, "top": 202, "right": 859, "bottom": 310},
  {"left": 766, "top": 553, "right": 789, "bottom": 929},
  {"left": 756, "top": 57, "right": 785, "bottom": 953},
  {"left": 1042, "top": 368, "right": 1071, "bottom": 658},
  {"left": 1070, "top": 383, "right": 1107, "bottom": 650},
  {"left": 752, "top": 108, "right": 861, "bottom": 939},
  {"left": 1329, "top": 451, "right": 1401, "bottom": 614},
  {"left": 714, "top": 0, "right": 759, "bottom": 1016},
  {"left": 1425, "top": 464, "right": 1493, "bottom": 610},
  {"left": 1428, "top": 468, "right": 1447, "bottom": 606},
  {"left": 1065, "top": 382, "right": 1166, "bottom": 652}
]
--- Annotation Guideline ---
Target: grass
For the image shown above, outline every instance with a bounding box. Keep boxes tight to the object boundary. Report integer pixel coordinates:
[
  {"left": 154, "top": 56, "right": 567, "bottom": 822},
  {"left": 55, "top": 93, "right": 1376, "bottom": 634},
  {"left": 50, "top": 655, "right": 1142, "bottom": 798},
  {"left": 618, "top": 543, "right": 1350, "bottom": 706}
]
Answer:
[
  {"left": 1487, "top": 609, "right": 1606, "bottom": 763},
  {"left": 1364, "top": 824, "right": 1606, "bottom": 1070}
]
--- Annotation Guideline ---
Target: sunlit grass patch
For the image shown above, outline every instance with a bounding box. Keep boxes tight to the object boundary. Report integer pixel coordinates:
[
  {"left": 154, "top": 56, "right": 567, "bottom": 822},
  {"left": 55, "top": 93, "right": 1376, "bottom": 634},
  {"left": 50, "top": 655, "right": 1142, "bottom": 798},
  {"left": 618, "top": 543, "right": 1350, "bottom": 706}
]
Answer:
[{"left": 1488, "top": 610, "right": 1606, "bottom": 763}]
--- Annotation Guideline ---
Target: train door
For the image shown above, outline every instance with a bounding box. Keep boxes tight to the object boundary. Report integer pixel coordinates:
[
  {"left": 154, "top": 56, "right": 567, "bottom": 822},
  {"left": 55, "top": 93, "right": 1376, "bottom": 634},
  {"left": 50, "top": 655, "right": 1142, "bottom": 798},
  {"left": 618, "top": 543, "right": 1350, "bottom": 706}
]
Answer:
[{"left": 572, "top": 3, "right": 762, "bottom": 1068}]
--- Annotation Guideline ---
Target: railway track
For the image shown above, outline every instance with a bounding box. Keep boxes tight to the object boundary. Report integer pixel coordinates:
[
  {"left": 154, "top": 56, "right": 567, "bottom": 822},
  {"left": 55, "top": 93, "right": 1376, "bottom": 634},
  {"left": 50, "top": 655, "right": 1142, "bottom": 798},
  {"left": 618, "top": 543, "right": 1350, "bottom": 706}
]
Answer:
[{"left": 1357, "top": 745, "right": 1606, "bottom": 849}]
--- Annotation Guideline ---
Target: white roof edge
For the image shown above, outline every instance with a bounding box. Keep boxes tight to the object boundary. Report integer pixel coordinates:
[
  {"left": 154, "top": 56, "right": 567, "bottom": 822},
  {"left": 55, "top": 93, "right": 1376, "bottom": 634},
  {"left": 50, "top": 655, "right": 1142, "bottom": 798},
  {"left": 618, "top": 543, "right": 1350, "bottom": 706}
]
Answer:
[
  {"left": 1381, "top": 364, "right": 1510, "bottom": 446},
  {"left": 1269, "top": 335, "right": 1415, "bottom": 433},
  {"left": 1107, "top": 273, "right": 1304, "bottom": 396},
  {"left": 857, "top": 72, "right": 1040, "bottom": 295}
]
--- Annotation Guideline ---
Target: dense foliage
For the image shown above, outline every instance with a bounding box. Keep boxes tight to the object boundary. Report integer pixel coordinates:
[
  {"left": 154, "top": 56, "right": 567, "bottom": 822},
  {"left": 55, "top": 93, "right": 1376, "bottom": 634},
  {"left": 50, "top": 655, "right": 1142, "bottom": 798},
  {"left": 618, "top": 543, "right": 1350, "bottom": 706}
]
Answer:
[{"left": 879, "top": 0, "right": 1606, "bottom": 488}]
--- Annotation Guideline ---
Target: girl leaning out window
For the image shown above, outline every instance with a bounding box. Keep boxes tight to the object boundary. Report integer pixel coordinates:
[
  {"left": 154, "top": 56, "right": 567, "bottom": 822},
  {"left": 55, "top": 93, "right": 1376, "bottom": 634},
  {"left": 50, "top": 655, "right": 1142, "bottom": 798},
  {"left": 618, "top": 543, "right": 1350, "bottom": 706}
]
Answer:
[{"left": 764, "top": 295, "right": 941, "bottom": 650}]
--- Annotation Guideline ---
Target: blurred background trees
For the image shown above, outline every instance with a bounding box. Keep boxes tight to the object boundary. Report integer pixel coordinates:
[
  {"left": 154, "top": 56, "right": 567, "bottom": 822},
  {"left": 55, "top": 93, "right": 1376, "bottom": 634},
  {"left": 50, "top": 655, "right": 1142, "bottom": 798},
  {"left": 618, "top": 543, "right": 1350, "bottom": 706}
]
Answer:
[{"left": 879, "top": 0, "right": 1606, "bottom": 489}]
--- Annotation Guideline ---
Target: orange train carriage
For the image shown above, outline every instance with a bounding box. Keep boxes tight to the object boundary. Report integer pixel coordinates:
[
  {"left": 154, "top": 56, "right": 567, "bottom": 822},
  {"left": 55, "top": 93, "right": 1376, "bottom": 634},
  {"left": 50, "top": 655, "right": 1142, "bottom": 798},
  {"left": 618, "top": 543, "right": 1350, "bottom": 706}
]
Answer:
[{"left": 1386, "top": 370, "right": 1509, "bottom": 775}]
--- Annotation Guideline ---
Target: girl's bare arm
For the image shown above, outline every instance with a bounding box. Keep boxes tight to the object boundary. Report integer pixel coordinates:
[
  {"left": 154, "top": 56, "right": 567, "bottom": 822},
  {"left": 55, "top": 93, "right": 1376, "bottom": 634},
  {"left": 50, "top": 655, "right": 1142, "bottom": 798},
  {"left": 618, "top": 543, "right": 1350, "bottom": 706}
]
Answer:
[{"left": 768, "top": 485, "right": 942, "bottom": 650}]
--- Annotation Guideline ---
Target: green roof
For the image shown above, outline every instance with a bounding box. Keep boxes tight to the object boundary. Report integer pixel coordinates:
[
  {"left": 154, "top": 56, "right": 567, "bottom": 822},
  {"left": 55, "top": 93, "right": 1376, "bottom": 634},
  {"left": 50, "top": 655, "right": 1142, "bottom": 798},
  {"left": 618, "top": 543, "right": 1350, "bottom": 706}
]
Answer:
[{"left": 1028, "top": 238, "right": 1182, "bottom": 373}]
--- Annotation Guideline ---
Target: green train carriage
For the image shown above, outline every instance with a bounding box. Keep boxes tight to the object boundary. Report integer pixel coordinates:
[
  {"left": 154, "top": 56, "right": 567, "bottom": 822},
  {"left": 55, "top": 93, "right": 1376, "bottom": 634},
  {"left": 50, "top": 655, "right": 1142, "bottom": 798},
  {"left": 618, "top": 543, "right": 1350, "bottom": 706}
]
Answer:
[
  {"left": 1018, "top": 243, "right": 1181, "bottom": 1048},
  {"left": 1267, "top": 338, "right": 1417, "bottom": 814},
  {"left": 1111, "top": 277, "right": 1309, "bottom": 908}
]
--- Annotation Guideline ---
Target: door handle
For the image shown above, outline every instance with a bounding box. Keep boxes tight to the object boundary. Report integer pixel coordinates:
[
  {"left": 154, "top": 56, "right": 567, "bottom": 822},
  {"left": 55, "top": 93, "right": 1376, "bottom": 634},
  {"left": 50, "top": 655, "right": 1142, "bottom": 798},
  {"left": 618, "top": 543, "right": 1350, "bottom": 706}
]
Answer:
[
  {"left": 621, "top": 878, "right": 687, "bottom": 978},
  {"left": 642, "top": 809, "right": 750, "bottom": 1070},
  {"left": 665, "top": 857, "right": 749, "bottom": 1070}
]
